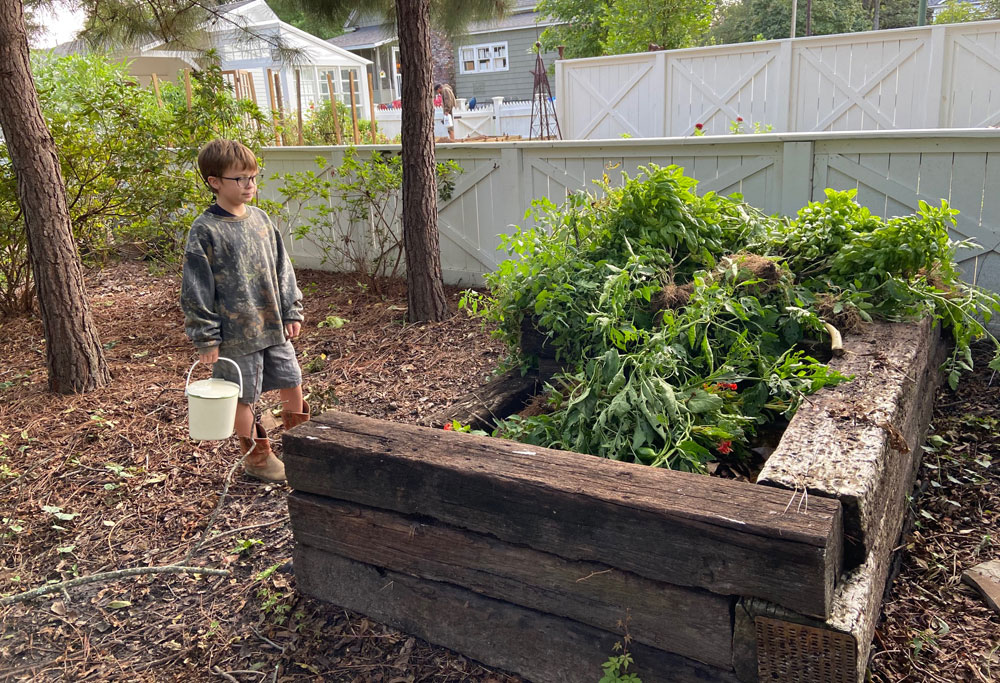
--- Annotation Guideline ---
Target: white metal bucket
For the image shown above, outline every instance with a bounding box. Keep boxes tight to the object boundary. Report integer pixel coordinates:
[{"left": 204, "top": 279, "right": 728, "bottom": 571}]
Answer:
[{"left": 185, "top": 358, "right": 243, "bottom": 441}]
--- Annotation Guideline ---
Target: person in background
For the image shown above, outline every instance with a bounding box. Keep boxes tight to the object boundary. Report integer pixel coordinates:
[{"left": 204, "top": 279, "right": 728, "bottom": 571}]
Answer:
[{"left": 435, "top": 83, "right": 457, "bottom": 141}]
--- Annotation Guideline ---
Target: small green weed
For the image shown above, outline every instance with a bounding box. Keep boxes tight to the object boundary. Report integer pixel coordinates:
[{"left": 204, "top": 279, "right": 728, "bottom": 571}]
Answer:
[
  {"left": 317, "top": 315, "right": 348, "bottom": 329},
  {"left": 302, "top": 353, "right": 327, "bottom": 374},
  {"left": 600, "top": 643, "right": 642, "bottom": 683},
  {"left": 230, "top": 538, "right": 264, "bottom": 555}
]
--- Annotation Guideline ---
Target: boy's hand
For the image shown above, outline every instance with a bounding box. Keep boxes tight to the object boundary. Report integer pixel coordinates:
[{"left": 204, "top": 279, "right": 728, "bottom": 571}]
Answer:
[
  {"left": 199, "top": 346, "right": 219, "bottom": 364},
  {"left": 285, "top": 322, "right": 301, "bottom": 339}
]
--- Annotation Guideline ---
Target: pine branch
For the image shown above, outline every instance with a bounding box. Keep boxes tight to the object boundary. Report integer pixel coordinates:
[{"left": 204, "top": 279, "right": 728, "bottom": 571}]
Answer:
[{"left": 0, "top": 565, "right": 229, "bottom": 607}]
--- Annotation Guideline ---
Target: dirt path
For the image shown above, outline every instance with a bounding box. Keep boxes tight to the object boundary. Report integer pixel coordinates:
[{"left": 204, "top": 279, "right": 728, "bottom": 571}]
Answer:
[{"left": 0, "top": 263, "right": 996, "bottom": 682}]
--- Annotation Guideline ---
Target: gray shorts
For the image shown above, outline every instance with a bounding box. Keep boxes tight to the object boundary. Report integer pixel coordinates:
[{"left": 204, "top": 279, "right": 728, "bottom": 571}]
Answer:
[{"left": 213, "top": 341, "right": 302, "bottom": 405}]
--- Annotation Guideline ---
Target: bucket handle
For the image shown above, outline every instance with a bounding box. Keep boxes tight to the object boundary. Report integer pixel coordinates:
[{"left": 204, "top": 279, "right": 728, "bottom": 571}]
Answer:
[{"left": 185, "top": 356, "right": 244, "bottom": 397}]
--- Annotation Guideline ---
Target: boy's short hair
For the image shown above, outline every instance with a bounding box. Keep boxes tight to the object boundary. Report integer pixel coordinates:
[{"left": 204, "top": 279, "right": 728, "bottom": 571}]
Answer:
[
  {"left": 197, "top": 140, "right": 258, "bottom": 190},
  {"left": 434, "top": 83, "right": 441, "bottom": 92}
]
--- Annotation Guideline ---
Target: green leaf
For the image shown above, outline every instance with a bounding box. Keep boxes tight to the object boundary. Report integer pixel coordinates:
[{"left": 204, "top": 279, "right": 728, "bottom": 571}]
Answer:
[
  {"left": 685, "top": 390, "right": 723, "bottom": 414},
  {"left": 107, "top": 600, "right": 131, "bottom": 609},
  {"left": 677, "top": 440, "right": 711, "bottom": 460}
]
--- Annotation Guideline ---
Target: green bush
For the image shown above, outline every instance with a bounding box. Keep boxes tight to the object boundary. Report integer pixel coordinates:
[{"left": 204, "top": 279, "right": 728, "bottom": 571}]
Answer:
[
  {"left": 261, "top": 148, "right": 460, "bottom": 292},
  {"left": 0, "top": 52, "right": 270, "bottom": 315}
]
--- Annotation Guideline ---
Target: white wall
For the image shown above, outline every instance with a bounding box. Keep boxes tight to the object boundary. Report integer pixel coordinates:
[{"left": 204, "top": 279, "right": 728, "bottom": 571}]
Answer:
[{"left": 259, "top": 130, "right": 1000, "bottom": 293}]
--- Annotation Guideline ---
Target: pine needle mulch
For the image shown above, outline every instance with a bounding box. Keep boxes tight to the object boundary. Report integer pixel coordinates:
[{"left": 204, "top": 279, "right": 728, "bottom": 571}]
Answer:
[
  {"left": 0, "top": 262, "right": 516, "bottom": 682},
  {"left": 0, "top": 262, "right": 997, "bottom": 682},
  {"left": 869, "top": 341, "right": 1000, "bottom": 683}
]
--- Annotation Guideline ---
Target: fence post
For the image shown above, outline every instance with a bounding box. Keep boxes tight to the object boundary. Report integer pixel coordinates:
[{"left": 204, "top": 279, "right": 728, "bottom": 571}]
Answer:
[
  {"left": 775, "top": 40, "right": 794, "bottom": 132},
  {"left": 655, "top": 51, "right": 668, "bottom": 137},
  {"left": 498, "top": 146, "right": 524, "bottom": 233},
  {"left": 925, "top": 25, "right": 948, "bottom": 127},
  {"left": 780, "top": 140, "right": 814, "bottom": 216},
  {"left": 492, "top": 96, "right": 505, "bottom": 136},
  {"left": 555, "top": 60, "right": 565, "bottom": 138}
]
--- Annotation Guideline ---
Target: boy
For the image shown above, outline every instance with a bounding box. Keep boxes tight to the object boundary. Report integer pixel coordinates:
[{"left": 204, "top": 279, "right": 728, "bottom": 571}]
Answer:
[
  {"left": 180, "top": 139, "right": 308, "bottom": 483},
  {"left": 435, "top": 83, "right": 457, "bottom": 141}
]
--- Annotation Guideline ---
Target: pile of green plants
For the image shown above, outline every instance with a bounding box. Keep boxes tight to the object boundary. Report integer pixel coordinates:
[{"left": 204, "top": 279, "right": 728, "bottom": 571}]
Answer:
[{"left": 462, "top": 165, "right": 1000, "bottom": 473}]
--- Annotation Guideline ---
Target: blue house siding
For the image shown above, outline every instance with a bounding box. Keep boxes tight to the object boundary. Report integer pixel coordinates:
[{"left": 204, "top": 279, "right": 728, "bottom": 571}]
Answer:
[{"left": 454, "top": 27, "right": 558, "bottom": 102}]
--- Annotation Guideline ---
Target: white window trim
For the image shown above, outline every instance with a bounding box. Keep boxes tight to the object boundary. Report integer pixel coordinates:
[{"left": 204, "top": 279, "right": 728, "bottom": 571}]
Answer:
[{"left": 458, "top": 40, "right": 509, "bottom": 75}]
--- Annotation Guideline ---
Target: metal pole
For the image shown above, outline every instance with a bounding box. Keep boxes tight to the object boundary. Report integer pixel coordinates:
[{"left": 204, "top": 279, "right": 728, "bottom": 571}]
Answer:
[
  {"left": 917, "top": 0, "right": 927, "bottom": 25},
  {"left": 790, "top": 0, "right": 798, "bottom": 38}
]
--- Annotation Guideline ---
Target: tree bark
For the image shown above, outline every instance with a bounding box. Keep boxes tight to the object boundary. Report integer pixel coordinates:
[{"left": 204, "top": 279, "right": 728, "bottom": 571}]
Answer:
[
  {"left": 397, "top": 0, "right": 449, "bottom": 322},
  {"left": 0, "top": 0, "right": 111, "bottom": 393}
]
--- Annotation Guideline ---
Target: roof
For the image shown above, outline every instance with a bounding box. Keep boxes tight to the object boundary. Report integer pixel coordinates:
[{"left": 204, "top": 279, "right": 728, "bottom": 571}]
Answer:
[
  {"left": 327, "top": 23, "right": 396, "bottom": 50},
  {"left": 465, "top": 10, "right": 554, "bottom": 34},
  {"left": 330, "top": 4, "right": 561, "bottom": 50},
  {"left": 215, "top": 0, "right": 258, "bottom": 14},
  {"left": 48, "top": 38, "right": 87, "bottom": 56}
]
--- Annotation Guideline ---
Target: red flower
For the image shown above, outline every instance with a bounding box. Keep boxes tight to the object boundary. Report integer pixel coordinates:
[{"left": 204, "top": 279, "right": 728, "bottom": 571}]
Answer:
[
  {"left": 729, "top": 383, "right": 738, "bottom": 390},
  {"left": 717, "top": 440, "right": 733, "bottom": 454},
  {"left": 736, "top": 116, "right": 744, "bottom": 122},
  {"left": 443, "top": 423, "right": 453, "bottom": 431},
  {"left": 695, "top": 123, "right": 704, "bottom": 130}
]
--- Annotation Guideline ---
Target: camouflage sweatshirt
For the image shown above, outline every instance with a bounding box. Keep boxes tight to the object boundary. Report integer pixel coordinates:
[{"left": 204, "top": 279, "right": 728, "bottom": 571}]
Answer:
[{"left": 180, "top": 206, "right": 303, "bottom": 357}]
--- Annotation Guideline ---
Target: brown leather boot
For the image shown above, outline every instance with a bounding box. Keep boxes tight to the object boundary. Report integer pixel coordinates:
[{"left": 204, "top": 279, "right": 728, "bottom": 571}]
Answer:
[
  {"left": 281, "top": 398, "right": 310, "bottom": 431},
  {"left": 239, "top": 422, "right": 285, "bottom": 483}
]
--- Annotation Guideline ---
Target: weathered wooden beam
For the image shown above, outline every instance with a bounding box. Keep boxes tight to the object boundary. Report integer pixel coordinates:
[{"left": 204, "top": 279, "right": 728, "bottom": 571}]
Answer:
[
  {"left": 758, "top": 319, "right": 945, "bottom": 567},
  {"left": 294, "top": 544, "right": 741, "bottom": 683},
  {"left": 284, "top": 413, "right": 843, "bottom": 618},
  {"left": 419, "top": 368, "right": 545, "bottom": 430},
  {"left": 731, "top": 320, "right": 945, "bottom": 683},
  {"left": 288, "top": 492, "right": 734, "bottom": 668}
]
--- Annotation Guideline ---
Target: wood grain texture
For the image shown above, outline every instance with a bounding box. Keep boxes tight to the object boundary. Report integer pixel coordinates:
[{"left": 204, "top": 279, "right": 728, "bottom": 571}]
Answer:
[
  {"left": 284, "top": 413, "right": 843, "bottom": 618},
  {"left": 288, "top": 491, "right": 734, "bottom": 668},
  {"left": 294, "top": 544, "right": 741, "bottom": 683},
  {"left": 758, "top": 319, "right": 944, "bottom": 567}
]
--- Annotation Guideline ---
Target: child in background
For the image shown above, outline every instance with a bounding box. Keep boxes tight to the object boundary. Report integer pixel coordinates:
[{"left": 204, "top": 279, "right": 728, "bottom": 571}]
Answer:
[{"left": 180, "top": 139, "right": 309, "bottom": 482}]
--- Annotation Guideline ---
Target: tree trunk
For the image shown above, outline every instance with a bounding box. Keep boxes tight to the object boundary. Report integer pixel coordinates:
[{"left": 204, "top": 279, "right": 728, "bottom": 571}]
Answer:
[
  {"left": 397, "top": 0, "right": 449, "bottom": 322},
  {"left": 0, "top": 0, "right": 111, "bottom": 393}
]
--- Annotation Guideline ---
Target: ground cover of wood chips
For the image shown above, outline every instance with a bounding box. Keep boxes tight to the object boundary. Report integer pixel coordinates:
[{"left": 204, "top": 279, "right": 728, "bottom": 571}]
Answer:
[{"left": 0, "top": 262, "right": 996, "bottom": 682}]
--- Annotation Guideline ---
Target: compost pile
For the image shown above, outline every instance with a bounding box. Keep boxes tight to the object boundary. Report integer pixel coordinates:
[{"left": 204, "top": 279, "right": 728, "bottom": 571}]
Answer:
[{"left": 465, "top": 165, "right": 1000, "bottom": 473}]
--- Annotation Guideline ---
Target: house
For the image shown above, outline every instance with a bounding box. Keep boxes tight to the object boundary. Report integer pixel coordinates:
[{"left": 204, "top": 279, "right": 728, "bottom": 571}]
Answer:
[
  {"left": 52, "top": 0, "right": 373, "bottom": 120},
  {"left": 328, "top": 1, "right": 564, "bottom": 104}
]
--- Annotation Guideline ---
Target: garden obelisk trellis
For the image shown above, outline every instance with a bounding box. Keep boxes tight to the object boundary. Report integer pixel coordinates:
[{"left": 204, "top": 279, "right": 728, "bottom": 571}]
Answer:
[{"left": 528, "top": 42, "right": 561, "bottom": 141}]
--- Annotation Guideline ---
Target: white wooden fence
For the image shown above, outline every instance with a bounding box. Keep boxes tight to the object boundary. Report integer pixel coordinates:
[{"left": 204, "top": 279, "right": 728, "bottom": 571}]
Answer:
[
  {"left": 374, "top": 97, "right": 537, "bottom": 140},
  {"left": 555, "top": 21, "right": 1000, "bottom": 139},
  {"left": 259, "top": 130, "right": 1000, "bottom": 294}
]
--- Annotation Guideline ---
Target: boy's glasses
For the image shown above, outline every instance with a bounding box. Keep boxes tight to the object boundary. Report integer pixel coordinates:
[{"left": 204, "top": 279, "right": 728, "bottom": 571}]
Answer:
[{"left": 218, "top": 174, "right": 261, "bottom": 188}]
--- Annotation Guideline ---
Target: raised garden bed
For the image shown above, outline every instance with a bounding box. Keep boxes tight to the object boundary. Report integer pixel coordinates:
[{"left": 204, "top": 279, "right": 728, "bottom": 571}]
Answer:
[{"left": 284, "top": 318, "right": 944, "bottom": 683}]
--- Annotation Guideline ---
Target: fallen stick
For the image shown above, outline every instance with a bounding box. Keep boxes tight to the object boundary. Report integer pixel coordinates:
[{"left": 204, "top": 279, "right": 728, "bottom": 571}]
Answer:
[{"left": 0, "top": 565, "right": 229, "bottom": 607}]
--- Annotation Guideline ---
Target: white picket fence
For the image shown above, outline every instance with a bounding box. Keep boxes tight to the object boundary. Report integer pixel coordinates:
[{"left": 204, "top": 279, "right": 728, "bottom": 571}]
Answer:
[
  {"left": 259, "top": 130, "right": 1000, "bottom": 294},
  {"left": 374, "top": 97, "right": 537, "bottom": 140},
  {"left": 555, "top": 21, "right": 1000, "bottom": 139}
]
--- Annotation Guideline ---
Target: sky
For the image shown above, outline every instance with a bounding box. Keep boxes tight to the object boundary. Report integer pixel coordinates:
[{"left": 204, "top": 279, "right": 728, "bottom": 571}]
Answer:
[{"left": 30, "top": 4, "right": 88, "bottom": 49}]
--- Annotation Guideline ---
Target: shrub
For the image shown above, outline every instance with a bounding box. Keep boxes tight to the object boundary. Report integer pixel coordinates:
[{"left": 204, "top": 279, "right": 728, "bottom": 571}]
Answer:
[
  {"left": 261, "top": 148, "right": 461, "bottom": 293},
  {"left": 0, "top": 52, "right": 270, "bottom": 315}
]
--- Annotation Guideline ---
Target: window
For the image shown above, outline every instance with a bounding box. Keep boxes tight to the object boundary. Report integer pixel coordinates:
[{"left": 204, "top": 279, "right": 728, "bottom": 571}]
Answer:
[
  {"left": 318, "top": 68, "right": 338, "bottom": 102},
  {"left": 459, "top": 41, "right": 508, "bottom": 74}
]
